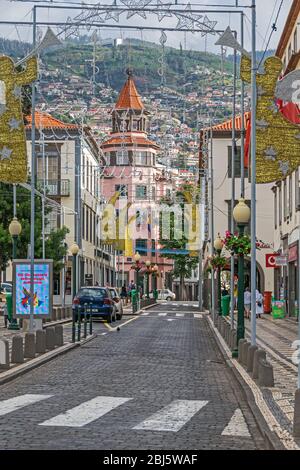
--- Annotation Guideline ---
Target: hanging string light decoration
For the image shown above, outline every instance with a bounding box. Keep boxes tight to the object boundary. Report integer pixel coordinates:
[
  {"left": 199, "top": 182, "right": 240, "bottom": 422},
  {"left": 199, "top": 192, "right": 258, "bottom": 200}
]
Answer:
[{"left": 0, "top": 55, "right": 38, "bottom": 183}]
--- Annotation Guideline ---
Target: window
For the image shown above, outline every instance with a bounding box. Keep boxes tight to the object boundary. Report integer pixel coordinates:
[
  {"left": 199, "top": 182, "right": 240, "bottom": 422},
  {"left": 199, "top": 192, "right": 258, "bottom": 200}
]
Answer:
[
  {"left": 136, "top": 239, "right": 147, "bottom": 255},
  {"left": 136, "top": 185, "right": 147, "bottom": 200},
  {"left": 274, "top": 187, "right": 277, "bottom": 230},
  {"left": 289, "top": 175, "right": 293, "bottom": 218},
  {"left": 288, "top": 43, "right": 292, "bottom": 60},
  {"left": 294, "top": 28, "right": 298, "bottom": 54},
  {"left": 105, "top": 152, "right": 110, "bottom": 166},
  {"left": 115, "top": 184, "right": 128, "bottom": 198},
  {"left": 279, "top": 184, "right": 282, "bottom": 225},
  {"left": 45, "top": 209, "right": 58, "bottom": 234},
  {"left": 116, "top": 150, "right": 129, "bottom": 165},
  {"left": 152, "top": 186, "right": 156, "bottom": 201},
  {"left": 135, "top": 151, "right": 148, "bottom": 166},
  {"left": 283, "top": 179, "right": 287, "bottom": 221},
  {"left": 82, "top": 205, "right": 85, "bottom": 240},
  {"left": 86, "top": 206, "right": 89, "bottom": 241},
  {"left": 151, "top": 239, "right": 155, "bottom": 256},
  {"left": 90, "top": 209, "right": 93, "bottom": 243},
  {"left": 296, "top": 168, "right": 300, "bottom": 211},
  {"left": 228, "top": 146, "right": 248, "bottom": 178}
]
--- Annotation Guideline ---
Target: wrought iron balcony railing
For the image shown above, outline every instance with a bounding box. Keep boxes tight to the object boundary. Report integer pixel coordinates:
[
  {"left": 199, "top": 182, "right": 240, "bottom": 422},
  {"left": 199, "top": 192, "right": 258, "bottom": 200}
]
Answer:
[{"left": 38, "top": 179, "right": 70, "bottom": 197}]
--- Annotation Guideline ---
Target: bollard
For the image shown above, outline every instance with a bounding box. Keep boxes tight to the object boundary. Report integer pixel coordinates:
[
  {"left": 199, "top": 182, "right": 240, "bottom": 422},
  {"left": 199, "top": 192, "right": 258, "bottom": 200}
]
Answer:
[
  {"left": 247, "top": 345, "right": 259, "bottom": 373},
  {"left": 72, "top": 307, "right": 76, "bottom": 343},
  {"left": 89, "top": 303, "right": 93, "bottom": 335},
  {"left": 54, "top": 325, "right": 64, "bottom": 347},
  {"left": 57, "top": 307, "right": 62, "bottom": 321},
  {"left": 45, "top": 327, "right": 56, "bottom": 350},
  {"left": 83, "top": 304, "right": 87, "bottom": 339},
  {"left": 293, "top": 389, "right": 300, "bottom": 438},
  {"left": 253, "top": 349, "right": 266, "bottom": 379},
  {"left": 36, "top": 329, "right": 46, "bottom": 354},
  {"left": 77, "top": 306, "right": 81, "bottom": 342},
  {"left": 238, "top": 339, "right": 247, "bottom": 363},
  {"left": 242, "top": 341, "right": 250, "bottom": 367},
  {"left": 0, "top": 339, "right": 10, "bottom": 369},
  {"left": 229, "top": 329, "right": 235, "bottom": 349},
  {"left": 11, "top": 335, "right": 24, "bottom": 363},
  {"left": 51, "top": 308, "right": 57, "bottom": 322},
  {"left": 24, "top": 333, "right": 36, "bottom": 358},
  {"left": 258, "top": 359, "right": 274, "bottom": 387}
]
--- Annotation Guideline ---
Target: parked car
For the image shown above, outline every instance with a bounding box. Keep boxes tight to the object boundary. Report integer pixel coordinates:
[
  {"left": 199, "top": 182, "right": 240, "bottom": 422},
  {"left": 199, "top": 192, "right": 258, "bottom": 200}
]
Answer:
[
  {"left": 108, "top": 287, "right": 123, "bottom": 320},
  {"left": 0, "top": 282, "right": 12, "bottom": 294},
  {"left": 72, "top": 286, "right": 116, "bottom": 323},
  {"left": 149, "top": 289, "right": 176, "bottom": 301}
]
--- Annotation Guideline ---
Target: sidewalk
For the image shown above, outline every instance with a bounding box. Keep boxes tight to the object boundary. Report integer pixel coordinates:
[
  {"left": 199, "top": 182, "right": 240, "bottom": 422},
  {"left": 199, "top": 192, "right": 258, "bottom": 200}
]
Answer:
[{"left": 210, "top": 311, "right": 299, "bottom": 449}]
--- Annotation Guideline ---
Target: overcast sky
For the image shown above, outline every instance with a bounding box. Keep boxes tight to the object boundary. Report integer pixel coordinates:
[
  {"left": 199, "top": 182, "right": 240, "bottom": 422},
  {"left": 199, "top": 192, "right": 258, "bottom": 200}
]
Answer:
[{"left": 0, "top": 0, "right": 293, "bottom": 53}]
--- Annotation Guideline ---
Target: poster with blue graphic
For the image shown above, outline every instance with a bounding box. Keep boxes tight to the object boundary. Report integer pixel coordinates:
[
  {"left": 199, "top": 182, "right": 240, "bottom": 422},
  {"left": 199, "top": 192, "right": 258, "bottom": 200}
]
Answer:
[{"left": 13, "top": 261, "right": 53, "bottom": 318}]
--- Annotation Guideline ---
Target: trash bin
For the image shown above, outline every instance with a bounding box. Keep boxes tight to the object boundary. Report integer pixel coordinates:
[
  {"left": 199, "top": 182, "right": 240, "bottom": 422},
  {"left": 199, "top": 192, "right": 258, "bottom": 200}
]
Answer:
[
  {"left": 264, "top": 291, "right": 272, "bottom": 314},
  {"left": 131, "top": 289, "right": 138, "bottom": 313},
  {"left": 221, "top": 295, "right": 230, "bottom": 316},
  {"left": 5, "top": 292, "right": 13, "bottom": 323}
]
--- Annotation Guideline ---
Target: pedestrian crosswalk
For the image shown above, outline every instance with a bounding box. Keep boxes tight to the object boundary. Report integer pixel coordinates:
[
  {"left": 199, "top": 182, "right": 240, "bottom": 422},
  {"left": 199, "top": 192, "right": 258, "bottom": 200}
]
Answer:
[
  {"left": 140, "top": 312, "right": 203, "bottom": 319},
  {"left": 0, "top": 394, "right": 251, "bottom": 438}
]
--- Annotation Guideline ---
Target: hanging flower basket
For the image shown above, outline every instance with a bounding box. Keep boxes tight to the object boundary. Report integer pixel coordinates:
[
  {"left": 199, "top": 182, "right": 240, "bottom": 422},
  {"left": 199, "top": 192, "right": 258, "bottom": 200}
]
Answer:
[
  {"left": 208, "top": 255, "right": 227, "bottom": 270},
  {"left": 223, "top": 231, "right": 251, "bottom": 256}
]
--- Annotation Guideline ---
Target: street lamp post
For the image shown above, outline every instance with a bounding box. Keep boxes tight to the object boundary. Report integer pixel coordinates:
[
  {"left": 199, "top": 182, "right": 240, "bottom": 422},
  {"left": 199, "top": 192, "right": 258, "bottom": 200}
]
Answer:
[
  {"left": 214, "top": 235, "right": 223, "bottom": 316},
  {"left": 152, "top": 264, "right": 158, "bottom": 301},
  {"left": 70, "top": 243, "right": 79, "bottom": 299},
  {"left": 134, "top": 252, "right": 141, "bottom": 291},
  {"left": 8, "top": 217, "right": 22, "bottom": 330},
  {"left": 232, "top": 198, "right": 251, "bottom": 357},
  {"left": 145, "top": 260, "right": 151, "bottom": 299}
]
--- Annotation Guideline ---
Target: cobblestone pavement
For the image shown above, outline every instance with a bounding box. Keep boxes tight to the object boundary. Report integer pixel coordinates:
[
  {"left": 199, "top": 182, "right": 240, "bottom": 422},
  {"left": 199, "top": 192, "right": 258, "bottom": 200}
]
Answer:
[
  {"left": 0, "top": 302, "right": 265, "bottom": 450},
  {"left": 225, "top": 313, "right": 299, "bottom": 441}
]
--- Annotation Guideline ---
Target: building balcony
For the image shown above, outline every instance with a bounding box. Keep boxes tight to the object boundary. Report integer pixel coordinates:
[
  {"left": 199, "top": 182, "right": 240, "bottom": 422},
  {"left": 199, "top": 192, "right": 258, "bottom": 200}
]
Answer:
[{"left": 38, "top": 179, "right": 70, "bottom": 197}]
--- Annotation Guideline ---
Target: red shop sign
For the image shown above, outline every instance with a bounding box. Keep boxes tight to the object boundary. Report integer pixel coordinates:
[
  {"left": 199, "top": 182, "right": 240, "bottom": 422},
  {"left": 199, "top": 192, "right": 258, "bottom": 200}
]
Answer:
[
  {"left": 288, "top": 244, "right": 298, "bottom": 262},
  {"left": 266, "top": 254, "right": 287, "bottom": 268}
]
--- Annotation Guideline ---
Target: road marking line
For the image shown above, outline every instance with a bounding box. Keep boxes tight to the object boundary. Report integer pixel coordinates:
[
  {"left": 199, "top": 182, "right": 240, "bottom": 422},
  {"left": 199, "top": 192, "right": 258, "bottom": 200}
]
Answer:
[
  {"left": 183, "top": 304, "right": 189, "bottom": 306},
  {"left": 166, "top": 319, "right": 176, "bottom": 322},
  {"left": 39, "top": 396, "right": 132, "bottom": 428},
  {"left": 176, "top": 313, "right": 184, "bottom": 317},
  {"left": 141, "top": 312, "right": 150, "bottom": 316},
  {"left": 158, "top": 313, "right": 167, "bottom": 316},
  {"left": 194, "top": 314, "right": 203, "bottom": 319},
  {"left": 221, "top": 409, "right": 251, "bottom": 437},
  {"left": 0, "top": 394, "right": 53, "bottom": 417},
  {"left": 133, "top": 400, "right": 208, "bottom": 432}
]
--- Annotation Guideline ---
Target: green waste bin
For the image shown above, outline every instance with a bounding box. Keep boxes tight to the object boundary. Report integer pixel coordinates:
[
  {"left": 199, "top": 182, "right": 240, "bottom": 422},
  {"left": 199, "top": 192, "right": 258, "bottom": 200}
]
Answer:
[
  {"left": 5, "top": 292, "right": 13, "bottom": 323},
  {"left": 131, "top": 289, "right": 138, "bottom": 313},
  {"left": 221, "top": 295, "right": 230, "bottom": 316}
]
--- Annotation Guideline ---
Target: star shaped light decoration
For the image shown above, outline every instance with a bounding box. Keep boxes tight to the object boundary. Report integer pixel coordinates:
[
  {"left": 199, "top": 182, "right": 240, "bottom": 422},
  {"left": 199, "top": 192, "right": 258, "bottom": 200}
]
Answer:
[
  {"left": 175, "top": 3, "right": 202, "bottom": 31},
  {"left": 159, "top": 31, "right": 167, "bottom": 46},
  {"left": 105, "top": 2, "right": 124, "bottom": 22},
  {"left": 264, "top": 147, "right": 277, "bottom": 161},
  {"left": 8, "top": 118, "right": 21, "bottom": 131},
  {"left": 121, "top": 0, "right": 152, "bottom": 19},
  {"left": 196, "top": 15, "right": 217, "bottom": 37},
  {"left": 12, "top": 85, "right": 22, "bottom": 99},
  {"left": 279, "top": 160, "right": 290, "bottom": 176},
  {"left": 155, "top": 0, "right": 172, "bottom": 22},
  {"left": 0, "top": 146, "right": 12, "bottom": 161}
]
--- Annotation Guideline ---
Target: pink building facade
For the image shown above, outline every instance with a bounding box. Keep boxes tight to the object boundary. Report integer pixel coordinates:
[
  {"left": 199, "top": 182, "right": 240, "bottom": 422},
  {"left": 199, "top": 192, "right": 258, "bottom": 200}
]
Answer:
[{"left": 101, "top": 70, "right": 173, "bottom": 289}]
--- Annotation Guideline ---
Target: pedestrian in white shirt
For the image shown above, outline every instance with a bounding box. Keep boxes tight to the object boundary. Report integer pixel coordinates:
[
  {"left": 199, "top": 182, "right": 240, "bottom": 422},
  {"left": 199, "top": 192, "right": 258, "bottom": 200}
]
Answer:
[
  {"left": 244, "top": 287, "right": 251, "bottom": 319},
  {"left": 256, "top": 289, "right": 264, "bottom": 318}
]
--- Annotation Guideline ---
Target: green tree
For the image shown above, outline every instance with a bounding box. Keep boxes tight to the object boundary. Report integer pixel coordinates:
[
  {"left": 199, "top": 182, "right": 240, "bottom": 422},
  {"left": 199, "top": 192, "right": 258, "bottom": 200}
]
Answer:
[{"left": 159, "top": 184, "right": 199, "bottom": 300}]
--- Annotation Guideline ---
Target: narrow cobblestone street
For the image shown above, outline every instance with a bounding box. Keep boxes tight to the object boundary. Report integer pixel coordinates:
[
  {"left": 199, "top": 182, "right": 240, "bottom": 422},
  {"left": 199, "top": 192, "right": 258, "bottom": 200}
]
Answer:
[{"left": 0, "top": 303, "right": 265, "bottom": 450}]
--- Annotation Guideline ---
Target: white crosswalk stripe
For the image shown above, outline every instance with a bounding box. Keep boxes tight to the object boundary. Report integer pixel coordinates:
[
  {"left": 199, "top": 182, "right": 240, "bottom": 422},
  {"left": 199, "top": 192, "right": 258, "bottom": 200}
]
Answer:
[
  {"left": 39, "top": 396, "right": 132, "bottom": 428},
  {"left": 141, "top": 312, "right": 150, "bottom": 316},
  {"left": 176, "top": 313, "right": 184, "bottom": 317},
  {"left": 0, "top": 394, "right": 53, "bottom": 417},
  {"left": 158, "top": 313, "right": 167, "bottom": 316},
  {"left": 133, "top": 400, "right": 208, "bottom": 432},
  {"left": 194, "top": 314, "right": 203, "bottom": 319},
  {"left": 221, "top": 409, "right": 251, "bottom": 437}
]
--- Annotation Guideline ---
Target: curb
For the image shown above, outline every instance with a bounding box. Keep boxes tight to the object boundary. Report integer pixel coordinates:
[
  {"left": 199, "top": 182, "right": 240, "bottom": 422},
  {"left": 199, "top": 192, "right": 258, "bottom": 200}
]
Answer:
[
  {"left": 205, "top": 314, "right": 287, "bottom": 450},
  {"left": 0, "top": 333, "right": 97, "bottom": 386}
]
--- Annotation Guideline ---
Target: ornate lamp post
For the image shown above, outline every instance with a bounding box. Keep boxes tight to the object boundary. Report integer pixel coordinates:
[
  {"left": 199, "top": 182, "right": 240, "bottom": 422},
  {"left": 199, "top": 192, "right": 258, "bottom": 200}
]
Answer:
[
  {"left": 152, "top": 264, "right": 159, "bottom": 300},
  {"left": 133, "top": 252, "right": 141, "bottom": 291},
  {"left": 8, "top": 217, "right": 22, "bottom": 330},
  {"left": 232, "top": 198, "right": 251, "bottom": 357},
  {"left": 145, "top": 260, "right": 151, "bottom": 298},
  {"left": 214, "top": 235, "right": 223, "bottom": 316},
  {"left": 9, "top": 217, "right": 22, "bottom": 260},
  {"left": 70, "top": 243, "right": 79, "bottom": 299}
]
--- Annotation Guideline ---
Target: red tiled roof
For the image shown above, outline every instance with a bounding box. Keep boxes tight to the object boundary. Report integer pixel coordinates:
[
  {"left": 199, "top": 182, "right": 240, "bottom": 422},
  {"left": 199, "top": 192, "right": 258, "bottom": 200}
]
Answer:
[
  {"left": 209, "top": 112, "right": 251, "bottom": 132},
  {"left": 25, "top": 111, "right": 78, "bottom": 129},
  {"left": 115, "top": 76, "right": 144, "bottom": 110},
  {"left": 101, "top": 135, "right": 159, "bottom": 149}
]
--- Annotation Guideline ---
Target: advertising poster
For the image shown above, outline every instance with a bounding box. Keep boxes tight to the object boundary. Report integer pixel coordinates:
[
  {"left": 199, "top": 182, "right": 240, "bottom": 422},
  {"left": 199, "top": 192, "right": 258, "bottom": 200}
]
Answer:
[{"left": 13, "top": 260, "right": 53, "bottom": 318}]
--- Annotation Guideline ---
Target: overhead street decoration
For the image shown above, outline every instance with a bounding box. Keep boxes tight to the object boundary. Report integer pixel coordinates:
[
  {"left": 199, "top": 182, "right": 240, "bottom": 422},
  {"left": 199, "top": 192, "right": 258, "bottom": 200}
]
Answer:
[
  {"left": 216, "top": 26, "right": 300, "bottom": 184},
  {"left": 0, "top": 55, "right": 37, "bottom": 183}
]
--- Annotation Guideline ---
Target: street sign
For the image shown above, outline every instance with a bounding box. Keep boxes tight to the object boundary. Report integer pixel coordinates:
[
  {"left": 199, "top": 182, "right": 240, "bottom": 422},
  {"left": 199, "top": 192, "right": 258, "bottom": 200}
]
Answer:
[
  {"left": 12, "top": 260, "right": 53, "bottom": 319},
  {"left": 265, "top": 254, "right": 287, "bottom": 268}
]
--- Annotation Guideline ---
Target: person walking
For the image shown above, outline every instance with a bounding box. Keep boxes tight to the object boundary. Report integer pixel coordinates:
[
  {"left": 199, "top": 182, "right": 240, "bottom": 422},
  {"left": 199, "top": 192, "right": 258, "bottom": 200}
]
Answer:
[
  {"left": 256, "top": 288, "right": 264, "bottom": 318},
  {"left": 244, "top": 287, "right": 251, "bottom": 319},
  {"left": 120, "top": 284, "right": 128, "bottom": 305}
]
